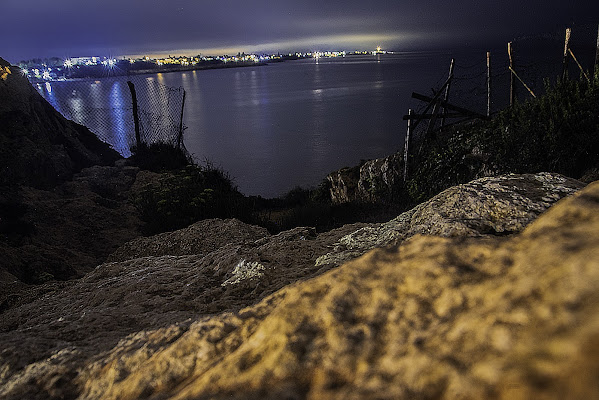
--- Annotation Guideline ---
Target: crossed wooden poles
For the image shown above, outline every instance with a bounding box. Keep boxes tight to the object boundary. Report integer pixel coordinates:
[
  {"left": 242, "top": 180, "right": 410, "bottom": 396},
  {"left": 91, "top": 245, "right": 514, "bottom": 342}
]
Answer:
[{"left": 402, "top": 57, "right": 489, "bottom": 182}]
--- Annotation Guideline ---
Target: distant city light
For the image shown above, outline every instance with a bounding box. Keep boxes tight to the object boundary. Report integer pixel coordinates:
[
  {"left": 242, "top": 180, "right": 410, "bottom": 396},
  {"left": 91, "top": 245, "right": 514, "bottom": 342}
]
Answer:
[{"left": 19, "top": 49, "right": 393, "bottom": 82}]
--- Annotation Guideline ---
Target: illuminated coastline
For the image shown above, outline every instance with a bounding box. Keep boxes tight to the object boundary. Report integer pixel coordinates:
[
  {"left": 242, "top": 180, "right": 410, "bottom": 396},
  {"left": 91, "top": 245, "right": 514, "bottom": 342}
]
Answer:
[{"left": 19, "top": 48, "right": 392, "bottom": 82}]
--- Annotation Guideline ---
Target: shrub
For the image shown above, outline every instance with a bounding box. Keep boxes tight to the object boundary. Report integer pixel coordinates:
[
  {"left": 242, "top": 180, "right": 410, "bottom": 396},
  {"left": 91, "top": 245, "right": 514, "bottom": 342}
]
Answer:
[
  {"left": 133, "top": 162, "right": 250, "bottom": 234},
  {"left": 406, "top": 78, "right": 599, "bottom": 203},
  {"left": 130, "top": 142, "right": 192, "bottom": 172}
]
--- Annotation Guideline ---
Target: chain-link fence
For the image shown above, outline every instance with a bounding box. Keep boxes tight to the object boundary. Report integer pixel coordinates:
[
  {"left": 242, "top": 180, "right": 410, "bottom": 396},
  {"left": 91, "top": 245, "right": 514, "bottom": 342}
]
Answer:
[{"left": 32, "top": 75, "right": 186, "bottom": 157}]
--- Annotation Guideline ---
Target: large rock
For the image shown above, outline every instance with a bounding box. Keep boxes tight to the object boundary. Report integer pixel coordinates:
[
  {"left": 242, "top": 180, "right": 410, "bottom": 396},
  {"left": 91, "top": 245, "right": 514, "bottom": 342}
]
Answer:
[
  {"left": 327, "top": 152, "right": 403, "bottom": 204},
  {"left": 317, "top": 172, "right": 583, "bottom": 268},
  {"left": 0, "top": 174, "right": 594, "bottom": 399},
  {"left": 107, "top": 218, "right": 270, "bottom": 262},
  {"left": 0, "top": 57, "right": 119, "bottom": 189}
]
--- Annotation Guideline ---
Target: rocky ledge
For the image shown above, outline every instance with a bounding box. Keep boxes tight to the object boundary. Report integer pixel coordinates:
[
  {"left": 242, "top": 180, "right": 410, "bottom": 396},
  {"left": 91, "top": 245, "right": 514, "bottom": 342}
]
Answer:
[{"left": 1, "top": 172, "right": 597, "bottom": 399}]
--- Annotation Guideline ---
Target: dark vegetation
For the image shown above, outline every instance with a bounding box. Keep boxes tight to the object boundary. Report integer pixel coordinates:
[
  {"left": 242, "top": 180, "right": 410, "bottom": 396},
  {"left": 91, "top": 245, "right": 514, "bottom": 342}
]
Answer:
[
  {"left": 130, "top": 142, "right": 193, "bottom": 172},
  {"left": 406, "top": 77, "right": 599, "bottom": 203},
  {"left": 132, "top": 162, "right": 249, "bottom": 235},
  {"left": 130, "top": 77, "right": 599, "bottom": 236},
  {"left": 129, "top": 143, "right": 399, "bottom": 234}
]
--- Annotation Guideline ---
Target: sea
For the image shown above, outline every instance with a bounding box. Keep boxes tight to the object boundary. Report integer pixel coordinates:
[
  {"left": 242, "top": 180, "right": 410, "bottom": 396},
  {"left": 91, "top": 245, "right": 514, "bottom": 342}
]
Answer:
[{"left": 34, "top": 48, "right": 557, "bottom": 198}]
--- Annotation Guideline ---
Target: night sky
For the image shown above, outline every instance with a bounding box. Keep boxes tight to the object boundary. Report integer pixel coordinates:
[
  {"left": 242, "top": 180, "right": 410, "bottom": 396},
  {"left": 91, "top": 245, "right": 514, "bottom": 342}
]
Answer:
[{"left": 2, "top": 0, "right": 599, "bottom": 63}]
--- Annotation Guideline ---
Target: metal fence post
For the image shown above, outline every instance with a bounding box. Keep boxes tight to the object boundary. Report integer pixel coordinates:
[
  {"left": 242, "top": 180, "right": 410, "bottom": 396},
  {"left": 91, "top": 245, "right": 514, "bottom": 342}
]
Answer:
[
  {"left": 177, "top": 89, "right": 186, "bottom": 149},
  {"left": 127, "top": 81, "right": 141, "bottom": 149}
]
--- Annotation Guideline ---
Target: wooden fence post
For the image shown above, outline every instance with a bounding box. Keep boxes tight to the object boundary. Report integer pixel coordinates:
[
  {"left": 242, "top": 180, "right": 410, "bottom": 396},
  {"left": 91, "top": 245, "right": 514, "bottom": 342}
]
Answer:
[
  {"left": 441, "top": 58, "right": 455, "bottom": 128},
  {"left": 508, "top": 42, "right": 515, "bottom": 106},
  {"left": 177, "top": 89, "right": 186, "bottom": 149},
  {"left": 595, "top": 24, "right": 599, "bottom": 81},
  {"left": 568, "top": 49, "right": 590, "bottom": 83},
  {"left": 127, "top": 81, "right": 141, "bottom": 149},
  {"left": 486, "top": 51, "right": 491, "bottom": 117},
  {"left": 562, "top": 27, "right": 572, "bottom": 81},
  {"left": 403, "top": 109, "right": 413, "bottom": 183}
]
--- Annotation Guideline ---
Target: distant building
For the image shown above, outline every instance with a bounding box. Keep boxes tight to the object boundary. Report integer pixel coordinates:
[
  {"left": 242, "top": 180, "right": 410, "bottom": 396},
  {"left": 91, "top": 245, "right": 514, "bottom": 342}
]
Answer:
[{"left": 66, "top": 57, "right": 103, "bottom": 66}]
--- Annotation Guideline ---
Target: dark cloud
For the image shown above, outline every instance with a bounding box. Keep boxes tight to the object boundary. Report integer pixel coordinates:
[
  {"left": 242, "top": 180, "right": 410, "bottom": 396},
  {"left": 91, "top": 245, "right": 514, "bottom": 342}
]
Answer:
[{"left": 2, "top": 0, "right": 598, "bottom": 62}]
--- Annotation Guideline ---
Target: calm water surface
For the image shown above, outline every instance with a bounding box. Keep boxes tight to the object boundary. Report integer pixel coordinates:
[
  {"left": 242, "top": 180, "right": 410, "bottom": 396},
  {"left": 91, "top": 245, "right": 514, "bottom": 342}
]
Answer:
[{"left": 39, "top": 52, "right": 454, "bottom": 197}]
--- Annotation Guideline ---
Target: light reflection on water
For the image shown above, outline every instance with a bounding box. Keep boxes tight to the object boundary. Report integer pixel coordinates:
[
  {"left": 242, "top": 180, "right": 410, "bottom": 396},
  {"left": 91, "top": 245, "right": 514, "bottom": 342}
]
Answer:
[
  {"left": 34, "top": 53, "right": 453, "bottom": 197},
  {"left": 110, "top": 81, "right": 128, "bottom": 154}
]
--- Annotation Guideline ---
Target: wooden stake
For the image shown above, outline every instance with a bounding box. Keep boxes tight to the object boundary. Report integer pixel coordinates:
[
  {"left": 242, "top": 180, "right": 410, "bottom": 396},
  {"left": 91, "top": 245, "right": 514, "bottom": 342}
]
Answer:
[
  {"left": 568, "top": 48, "right": 590, "bottom": 83},
  {"left": 595, "top": 24, "right": 599, "bottom": 81},
  {"left": 403, "top": 112, "right": 462, "bottom": 120},
  {"left": 562, "top": 27, "right": 572, "bottom": 81},
  {"left": 412, "top": 93, "right": 489, "bottom": 119},
  {"left": 409, "top": 76, "right": 451, "bottom": 132},
  {"left": 426, "top": 99, "right": 441, "bottom": 136},
  {"left": 403, "top": 109, "right": 413, "bottom": 183},
  {"left": 509, "top": 66, "right": 536, "bottom": 98},
  {"left": 127, "top": 81, "right": 141, "bottom": 149},
  {"left": 508, "top": 42, "right": 515, "bottom": 106},
  {"left": 441, "top": 58, "right": 455, "bottom": 128},
  {"left": 486, "top": 51, "right": 491, "bottom": 117}
]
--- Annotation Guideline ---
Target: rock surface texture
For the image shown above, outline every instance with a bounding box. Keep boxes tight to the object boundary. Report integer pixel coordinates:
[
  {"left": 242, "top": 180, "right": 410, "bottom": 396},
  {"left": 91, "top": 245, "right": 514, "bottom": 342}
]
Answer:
[
  {"left": 317, "top": 172, "right": 584, "bottom": 268},
  {"left": 1, "top": 173, "right": 596, "bottom": 399},
  {"left": 0, "top": 163, "right": 143, "bottom": 293},
  {"left": 327, "top": 152, "right": 403, "bottom": 204}
]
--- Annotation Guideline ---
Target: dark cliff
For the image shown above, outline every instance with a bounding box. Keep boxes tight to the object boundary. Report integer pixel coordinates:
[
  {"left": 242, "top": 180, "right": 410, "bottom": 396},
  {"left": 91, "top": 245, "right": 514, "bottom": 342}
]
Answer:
[{"left": 0, "top": 57, "right": 119, "bottom": 189}]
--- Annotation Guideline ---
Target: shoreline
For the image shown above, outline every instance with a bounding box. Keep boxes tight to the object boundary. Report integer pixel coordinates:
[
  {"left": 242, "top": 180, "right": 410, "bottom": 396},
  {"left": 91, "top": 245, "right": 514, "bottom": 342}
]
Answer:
[{"left": 26, "top": 58, "right": 298, "bottom": 83}]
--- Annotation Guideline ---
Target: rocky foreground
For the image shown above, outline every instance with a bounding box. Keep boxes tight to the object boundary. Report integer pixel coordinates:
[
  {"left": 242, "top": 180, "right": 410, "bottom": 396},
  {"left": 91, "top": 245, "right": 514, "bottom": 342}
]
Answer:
[{"left": 1, "top": 172, "right": 598, "bottom": 399}]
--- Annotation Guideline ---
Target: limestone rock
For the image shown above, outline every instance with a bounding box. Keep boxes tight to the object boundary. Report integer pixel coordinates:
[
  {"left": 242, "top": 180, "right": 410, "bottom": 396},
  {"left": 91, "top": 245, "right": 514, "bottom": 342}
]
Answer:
[
  {"left": 108, "top": 218, "right": 270, "bottom": 262},
  {"left": 327, "top": 165, "right": 360, "bottom": 204},
  {"left": 356, "top": 152, "right": 403, "bottom": 202},
  {"left": 316, "top": 172, "right": 583, "bottom": 268},
  {"left": 0, "top": 218, "right": 366, "bottom": 399},
  {"left": 328, "top": 152, "right": 403, "bottom": 204}
]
